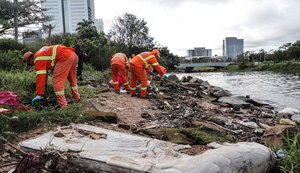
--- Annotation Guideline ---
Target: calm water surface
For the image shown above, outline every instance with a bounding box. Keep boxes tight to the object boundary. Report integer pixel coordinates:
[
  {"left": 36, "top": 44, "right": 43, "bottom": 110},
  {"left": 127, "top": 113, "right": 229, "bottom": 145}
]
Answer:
[{"left": 176, "top": 71, "right": 300, "bottom": 110}]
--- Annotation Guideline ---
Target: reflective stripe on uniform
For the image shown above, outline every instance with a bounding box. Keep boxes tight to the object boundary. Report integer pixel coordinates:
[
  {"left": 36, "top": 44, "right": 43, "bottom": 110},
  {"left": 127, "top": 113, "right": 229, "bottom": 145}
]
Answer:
[
  {"left": 51, "top": 45, "right": 58, "bottom": 67},
  {"left": 55, "top": 91, "right": 64, "bottom": 95},
  {"left": 123, "top": 82, "right": 129, "bottom": 85},
  {"left": 71, "top": 85, "right": 78, "bottom": 90},
  {"left": 36, "top": 70, "right": 47, "bottom": 75},
  {"left": 34, "top": 56, "right": 52, "bottom": 63},
  {"left": 131, "top": 87, "right": 136, "bottom": 91},
  {"left": 137, "top": 55, "right": 157, "bottom": 68},
  {"left": 34, "top": 45, "right": 58, "bottom": 67},
  {"left": 152, "top": 62, "right": 159, "bottom": 66},
  {"left": 141, "top": 87, "right": 147, "bottom": 90},
  {"left": 114, "top": 53, "right": 124, "bottom": 58},
  {"left": 112, "top": 81, "right": 119, "bottom": 84}
]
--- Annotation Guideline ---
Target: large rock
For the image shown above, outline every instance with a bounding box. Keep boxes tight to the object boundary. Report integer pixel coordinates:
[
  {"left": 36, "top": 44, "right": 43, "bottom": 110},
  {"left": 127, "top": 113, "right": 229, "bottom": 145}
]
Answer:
[
  {"left": 279, "top": 107, "right": 300, "bottom": 115},
  {"left": 218, "top": 97, "right": 251, "bottom": 108},
  {"left": 167, "top": 73, "right": 180, "bottom": 82},
  {"left": 189, "top": 77, "right": 203, "bottom": 84},
  {"left": 209, "top": 86, "right": 231, "bottom": 98},
  {"left": 181, "top": 76, "right": 193, "bottom": 82},
  {"left": 83, "top": 111, "right": 118, "bottom": 123}
]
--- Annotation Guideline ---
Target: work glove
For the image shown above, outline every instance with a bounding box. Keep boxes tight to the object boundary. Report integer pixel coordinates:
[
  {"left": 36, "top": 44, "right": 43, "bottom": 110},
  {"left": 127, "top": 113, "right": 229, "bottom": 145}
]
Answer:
[
  {"left": 163, "top": 74, "right": 168, "bottom": 80},
  {"left": 31, "top": 95, "right": 43, "bottom": 107}
]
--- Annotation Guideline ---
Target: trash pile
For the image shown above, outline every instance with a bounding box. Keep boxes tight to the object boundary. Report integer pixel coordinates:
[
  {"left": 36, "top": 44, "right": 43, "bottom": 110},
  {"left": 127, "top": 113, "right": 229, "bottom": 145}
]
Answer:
[
  {"left": 1, "top": 74, "right": 298, "bottom": 172},
  {"left": 142, "top": 74, "right": 298, "bottom": 147}
]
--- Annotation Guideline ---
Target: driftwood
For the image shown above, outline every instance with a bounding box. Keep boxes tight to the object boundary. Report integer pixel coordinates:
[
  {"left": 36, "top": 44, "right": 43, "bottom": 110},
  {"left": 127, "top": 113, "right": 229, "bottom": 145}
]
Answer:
[
  {"left": 68, "top": 158, "right": 143, "bottom": 173},
  {"left": 0, "top": 162, "right": 18, "bottom": 168},
  {"left": 165, "top": 79, "right": 197, "bottom": 91},
  {"left": 0, "top": 136, "right": 26, "bottom": 156},
  {"left": 206, "top": 121, "right": 240, "bottom": 135}
]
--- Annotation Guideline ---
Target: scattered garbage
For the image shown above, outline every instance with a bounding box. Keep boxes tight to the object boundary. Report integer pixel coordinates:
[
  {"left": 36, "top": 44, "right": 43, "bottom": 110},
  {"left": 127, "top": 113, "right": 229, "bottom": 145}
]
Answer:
[
  {"left": 1, "top": 74, "right": 297, "bottom": 172},
  {"left": 18, "top": 124, "right": 276, "bottom": 173}
]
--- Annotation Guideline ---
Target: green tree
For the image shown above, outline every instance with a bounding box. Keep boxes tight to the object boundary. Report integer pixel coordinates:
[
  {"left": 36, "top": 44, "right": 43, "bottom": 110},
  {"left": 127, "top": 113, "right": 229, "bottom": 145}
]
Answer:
[
  {"left": 76, "top": 19, "right": 98, "bottom": 40},
  {"left": 0, "top": 0, "right": 51, "bottom": 34},
  {"left": 287, "top": 40, "right": 300, "bottom": 61},
  {"left": 158, "top": 46, "right": 180, "bottom": 70},
  {"left": 84, "top": 33, "right": 117, "bottom": 71},
  {"left": 108, "top": 13, "right": 155, "bottom": 55}
]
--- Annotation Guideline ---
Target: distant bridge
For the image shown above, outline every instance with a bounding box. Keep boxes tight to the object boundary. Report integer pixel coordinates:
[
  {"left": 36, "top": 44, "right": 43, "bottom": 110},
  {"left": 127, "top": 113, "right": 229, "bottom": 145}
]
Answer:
[{"left": 176, "top": 62, "right": 232, "bottom": 69}]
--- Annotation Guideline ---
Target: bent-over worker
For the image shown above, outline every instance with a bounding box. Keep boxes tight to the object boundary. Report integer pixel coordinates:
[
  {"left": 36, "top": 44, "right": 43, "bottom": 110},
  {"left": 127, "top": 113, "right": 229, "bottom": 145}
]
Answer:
[
  {"left": 23, "top": 45, "right": 80, "bottom": 108},
  {"left": 129, "top": 49, "right": 166, "bottom": 98},
  {"left": 111, "top": 52, "right": 130, "bottom": 93}
]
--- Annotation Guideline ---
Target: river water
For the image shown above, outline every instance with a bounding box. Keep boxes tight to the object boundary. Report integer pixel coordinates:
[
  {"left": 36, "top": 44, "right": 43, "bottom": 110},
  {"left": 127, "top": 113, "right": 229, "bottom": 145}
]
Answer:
[{"left": 176, "top": 71, "right": 300, "bottom": 111}]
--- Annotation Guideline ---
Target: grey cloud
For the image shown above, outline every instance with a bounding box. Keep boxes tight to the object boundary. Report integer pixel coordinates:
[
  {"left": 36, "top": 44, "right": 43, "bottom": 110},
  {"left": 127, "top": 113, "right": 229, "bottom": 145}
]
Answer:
[
  {"left": 225, "top": 0, "right": 300, "bottom": 50},
  {"left": 140, "top": 0, "right": 232, "bottom": 8}
]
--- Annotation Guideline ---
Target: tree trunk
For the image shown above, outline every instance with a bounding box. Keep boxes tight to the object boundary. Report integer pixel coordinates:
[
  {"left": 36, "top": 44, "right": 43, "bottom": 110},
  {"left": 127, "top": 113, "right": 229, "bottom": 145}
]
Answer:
[{"left": 14, "top": 0, "right": 18, "bottom": 41}]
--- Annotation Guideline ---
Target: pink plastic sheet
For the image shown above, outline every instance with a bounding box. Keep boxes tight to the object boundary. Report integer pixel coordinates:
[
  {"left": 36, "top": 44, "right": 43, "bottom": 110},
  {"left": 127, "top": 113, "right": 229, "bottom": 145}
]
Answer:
[
  {"left": 0, "top": 91, "right": 32, "bottom": 111},
  {"left": 0, "top": 91, "right": 20, "bottom": 106}
]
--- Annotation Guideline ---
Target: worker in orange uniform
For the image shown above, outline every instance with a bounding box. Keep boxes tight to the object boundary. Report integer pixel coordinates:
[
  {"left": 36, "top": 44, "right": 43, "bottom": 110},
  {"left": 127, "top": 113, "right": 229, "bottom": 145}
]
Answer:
[
  {"left": 22, "top": 45, "right": 80, "bottom": 108},
  {"left": 111, "top": 52, "right": 130, "bottom": 93},
  {"left": 129, "top": 49, "right": 166, "bottom": 98}
]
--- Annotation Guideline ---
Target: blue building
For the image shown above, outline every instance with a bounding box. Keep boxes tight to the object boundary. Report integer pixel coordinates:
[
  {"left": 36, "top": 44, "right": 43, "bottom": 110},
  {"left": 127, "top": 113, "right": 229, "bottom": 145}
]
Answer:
[{"left": 223, "top": 37, "right": 244, "bottom": 61}]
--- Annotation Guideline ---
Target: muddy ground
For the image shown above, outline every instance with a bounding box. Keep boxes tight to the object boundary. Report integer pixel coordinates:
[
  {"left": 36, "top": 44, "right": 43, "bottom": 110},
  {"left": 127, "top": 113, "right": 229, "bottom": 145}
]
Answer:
[{"left": 0, "top": 75, "right": 297, "bottom": 172}]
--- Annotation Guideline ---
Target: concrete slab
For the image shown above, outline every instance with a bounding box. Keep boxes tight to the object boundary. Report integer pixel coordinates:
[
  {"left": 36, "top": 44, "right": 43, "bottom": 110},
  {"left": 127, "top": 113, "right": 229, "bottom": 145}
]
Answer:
[
  {"left": 19, "top": 124, "right": 276, "bottom": 173},
  {"left": 19, "top": 124, "right": 191, "bottom": 172}
]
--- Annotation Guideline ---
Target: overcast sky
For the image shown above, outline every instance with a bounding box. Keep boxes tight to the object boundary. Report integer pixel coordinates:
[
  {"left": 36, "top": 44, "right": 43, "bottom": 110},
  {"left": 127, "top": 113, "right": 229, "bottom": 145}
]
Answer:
[{"left": 94, "top": 0, "right": 300, "bottom": 56}]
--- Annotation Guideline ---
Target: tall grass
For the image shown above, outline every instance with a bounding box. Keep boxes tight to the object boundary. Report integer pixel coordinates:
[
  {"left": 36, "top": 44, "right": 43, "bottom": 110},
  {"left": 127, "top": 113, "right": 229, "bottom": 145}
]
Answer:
[
  {"left": 0, "top": 103, "right": 84, "bottom": 140},
  {"left": 256, "top": 61, "right": 300, "bottom": 74},
  {"left": 280, "top": 130, "right": 300, "bottom": 173},
  {"left": 0, "top": 67, "right": 109, "bottom": 141},
  {"left": 0, "top": 70, "right": 36, "bottom": 101},
  {"left": 82, "top": 63, "right": 111, "bottom": 83}
]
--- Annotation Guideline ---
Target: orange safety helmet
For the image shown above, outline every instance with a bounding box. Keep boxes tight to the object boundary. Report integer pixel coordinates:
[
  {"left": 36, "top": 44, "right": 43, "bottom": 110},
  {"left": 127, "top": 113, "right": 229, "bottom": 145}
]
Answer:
[
  {"left": 23, "top": 52, "right": 34, "bottom": 62},
  {"left": 152, "top": 49, "right": 160, "bottom": 58}
]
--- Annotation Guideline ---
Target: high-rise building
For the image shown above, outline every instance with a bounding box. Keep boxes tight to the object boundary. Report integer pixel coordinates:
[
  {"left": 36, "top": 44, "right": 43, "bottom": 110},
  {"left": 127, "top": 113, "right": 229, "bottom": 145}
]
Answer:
[
  {"left": 223, "top": 37, "right": 244, "bottom": 61},
  {"left": 41, "top": 0, "right": 95, "bottom": 35},
  {"left": 186, "top": 47, "right": 212, "bottom": 57},
  {"left": 194, "top": 47, "right": 206, "bottom": 56},
  {"left": 94, "top": 19, "right": 104, "bottom": 33},
  {"left": 206, "top": 49, "right": 212, "bottom": 56},
  {"left": 187, "top": 49, "right": 195, "bottom": 57}
]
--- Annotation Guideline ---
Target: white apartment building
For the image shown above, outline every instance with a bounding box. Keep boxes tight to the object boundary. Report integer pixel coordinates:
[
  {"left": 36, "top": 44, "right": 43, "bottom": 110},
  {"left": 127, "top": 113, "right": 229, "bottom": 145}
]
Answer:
[
  {"left": 187, "top": 47, "right": 212, "bottom": 57},
  {"left": 41, "top": 0, "right": 95, "bottom": 35}
]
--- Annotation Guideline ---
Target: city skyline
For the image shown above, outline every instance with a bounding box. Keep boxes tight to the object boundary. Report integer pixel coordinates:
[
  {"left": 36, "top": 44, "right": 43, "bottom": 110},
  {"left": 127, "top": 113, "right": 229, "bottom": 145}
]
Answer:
[
  {"left": 94, "top": 0, "right": 300, "bottom": 56},
  {"left": 41, "top": 0, "right": 96, "bottom": 35}
]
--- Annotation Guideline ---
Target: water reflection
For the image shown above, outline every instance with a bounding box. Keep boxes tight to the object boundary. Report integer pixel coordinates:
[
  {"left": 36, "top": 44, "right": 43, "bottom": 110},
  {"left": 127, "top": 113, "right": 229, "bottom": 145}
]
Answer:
[{"left": 176, "top": 71, "right": 300, "bottom": 110}]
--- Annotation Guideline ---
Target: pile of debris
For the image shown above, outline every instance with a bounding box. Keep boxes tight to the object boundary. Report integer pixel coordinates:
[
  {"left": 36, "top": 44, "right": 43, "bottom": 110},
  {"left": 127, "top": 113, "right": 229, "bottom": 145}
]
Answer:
[
  {"left": 1, "top": 74, "right": 299, "bottom": 172},
  {"left": 141, "top": 74, "right": 298, "bottom": 147}
]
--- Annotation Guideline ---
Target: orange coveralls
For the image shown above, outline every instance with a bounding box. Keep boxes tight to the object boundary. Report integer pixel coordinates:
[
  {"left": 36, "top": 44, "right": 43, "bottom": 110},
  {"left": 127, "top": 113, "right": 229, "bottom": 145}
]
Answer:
[
  {"left": 111, "top": 53, "right": 130, "bottom": 91},
  {"left": 34, "top": 45, "right": 80, "bottom": 108},
  {"left": 130, "top": 52, "right": 166, "bottom": 97}
]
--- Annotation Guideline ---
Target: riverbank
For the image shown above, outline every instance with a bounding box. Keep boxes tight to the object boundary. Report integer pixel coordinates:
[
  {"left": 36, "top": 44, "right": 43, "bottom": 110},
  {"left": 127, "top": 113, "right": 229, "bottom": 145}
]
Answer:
[
  {"left": 225, "top": 61, "right": 300, "bottom": 74},
  {"left": 176, "top": 71, "right": 300, "bottom": 110},
  {"left": 1, "top": 71, "right": 299, "bottom": 172}
]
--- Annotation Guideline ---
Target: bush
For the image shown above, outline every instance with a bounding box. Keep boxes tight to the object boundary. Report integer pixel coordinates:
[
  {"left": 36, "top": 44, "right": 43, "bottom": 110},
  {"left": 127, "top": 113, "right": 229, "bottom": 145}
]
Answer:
[
  {"left": 0, "top": 39, "right": 26, "bottom": 52},
  {"left": 0, "top": 51, "right": 26, "bottom": 70},
  {"left": 255, "top": 61, "right": 300, "bottom": 73},
  {"left": 0, "top": 70, "right": 37, "bottom": 102}
]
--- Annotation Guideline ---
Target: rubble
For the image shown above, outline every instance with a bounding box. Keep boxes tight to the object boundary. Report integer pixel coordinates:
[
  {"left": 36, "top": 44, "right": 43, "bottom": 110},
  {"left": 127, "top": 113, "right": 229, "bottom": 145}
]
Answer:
[{"left": 1, "top": 74, "right": 298, "bottom": 172}]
